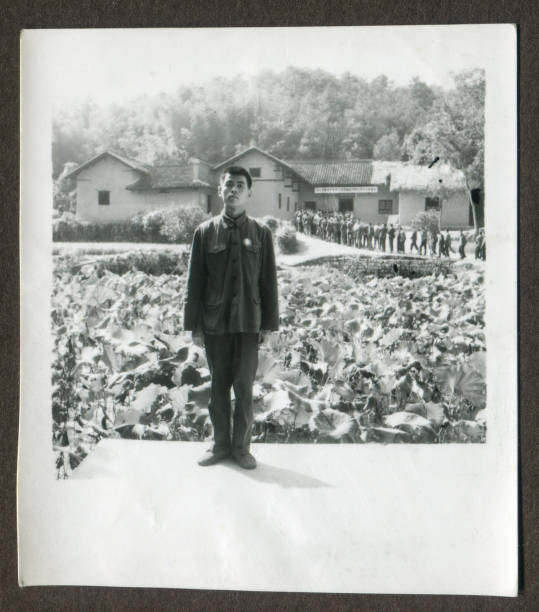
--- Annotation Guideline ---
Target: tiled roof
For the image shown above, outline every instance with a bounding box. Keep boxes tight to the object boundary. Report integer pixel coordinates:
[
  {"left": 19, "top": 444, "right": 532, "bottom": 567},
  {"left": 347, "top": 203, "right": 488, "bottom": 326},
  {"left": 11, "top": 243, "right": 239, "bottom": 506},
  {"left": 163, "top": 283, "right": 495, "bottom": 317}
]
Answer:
[
  {"left": 108, "top": 151, "right": 151, "bottom": 175},
  {"left": 66, "top": 149, "right": 466, "bottom": 194},
  {"left": 285, "top": 159, "right": 465, "bottom": 191},
  {"left": 284, "top": 159, "right": 374, "bottom": 186},
  {"left": 127, "top": 164, "right": 212, "bottom": 190},
  {"left": 213, "top": 146, "right": 306, "bottom": 181},
  {"left": 64, "top": 151, "right": 151, "bottom": 179}
]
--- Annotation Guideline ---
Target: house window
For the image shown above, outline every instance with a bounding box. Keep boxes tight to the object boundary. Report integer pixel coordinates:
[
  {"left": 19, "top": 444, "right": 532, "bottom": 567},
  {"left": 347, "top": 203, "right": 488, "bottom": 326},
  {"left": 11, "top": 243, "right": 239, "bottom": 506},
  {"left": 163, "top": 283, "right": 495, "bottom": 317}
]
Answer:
[
  {"left": 378, "top": 199, "right": 393, "bottom": 214},
  {"left": 294, "top": 201, "right": 298, "bottom": 211},
  {"left": 98, "top": 190, "right": 110, "bottom": 205},
  {"left": 304, "top": 201, "right": 316, "bottom": 211},
  {"left": 287, "top": 196, "right": 290, "bottom": 211},
  {"left": 425, "top": 197, "right": 440, "bottom": 211},
  {"left": 207, "top": 194, "right": 212, "bottom": 214},
  {"left": 249, "top": 167, "right": 261, "bottom": 178},
  {"left": 278, "top": 193, "right": 282, "bottom": 209}
]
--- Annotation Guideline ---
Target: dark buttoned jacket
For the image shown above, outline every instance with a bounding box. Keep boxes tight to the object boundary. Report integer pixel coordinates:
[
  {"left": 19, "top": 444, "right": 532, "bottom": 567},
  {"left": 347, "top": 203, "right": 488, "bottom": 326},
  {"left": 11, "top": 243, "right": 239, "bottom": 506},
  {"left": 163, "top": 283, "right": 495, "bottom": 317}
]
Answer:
[{"left": 183, "top": 211, "right": 279, "bottom": 335}]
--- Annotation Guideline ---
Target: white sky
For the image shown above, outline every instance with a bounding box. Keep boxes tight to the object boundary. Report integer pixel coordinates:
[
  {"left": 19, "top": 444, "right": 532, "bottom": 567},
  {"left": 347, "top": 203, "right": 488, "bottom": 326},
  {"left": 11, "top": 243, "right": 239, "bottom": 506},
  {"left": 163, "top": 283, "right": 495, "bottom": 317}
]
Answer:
[{"left": 23, "top": 25, "right": 498, "bottom": 106}]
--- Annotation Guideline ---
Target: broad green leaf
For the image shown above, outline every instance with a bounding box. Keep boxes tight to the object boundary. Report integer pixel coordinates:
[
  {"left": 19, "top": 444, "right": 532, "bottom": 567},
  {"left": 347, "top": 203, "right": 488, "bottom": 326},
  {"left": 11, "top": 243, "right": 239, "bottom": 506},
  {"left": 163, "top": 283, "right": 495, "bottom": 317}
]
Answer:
[
  {"left": 466, "top": 351, "right": 486, "bottom": 379},
  {"left": 384, "top": 411, "right": 437, "bottom": 441},
  {"left": 379, "top": 327, "right": 403, "bottom": 347},
  {"left": 425, "top": 402, "right": 445, "bottom": 426},
  {"left": 187, "top": 381, "right": 212, "bottom": 409},
  {"left": 114, "top": 407, "right": 144, "bottom": 428},
  {"left": 256, "top": 350, "right": 285, "bottom": 384},
  {"left": 130, "top": 383, "right": 168, "bottom": 414},
  {"left": 365, "top": 427, "right": 410, "bottom": 443},
  {"left": 454, "top": 364, "right": 486, "bottom": 408}
]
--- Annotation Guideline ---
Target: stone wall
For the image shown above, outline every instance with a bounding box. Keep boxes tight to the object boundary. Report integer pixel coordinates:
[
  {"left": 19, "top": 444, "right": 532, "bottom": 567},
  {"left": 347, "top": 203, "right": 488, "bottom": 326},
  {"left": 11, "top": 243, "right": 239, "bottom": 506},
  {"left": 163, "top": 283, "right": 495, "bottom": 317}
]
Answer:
[{"left": 296, "top": 254, "right": 455, "bottom": 279}]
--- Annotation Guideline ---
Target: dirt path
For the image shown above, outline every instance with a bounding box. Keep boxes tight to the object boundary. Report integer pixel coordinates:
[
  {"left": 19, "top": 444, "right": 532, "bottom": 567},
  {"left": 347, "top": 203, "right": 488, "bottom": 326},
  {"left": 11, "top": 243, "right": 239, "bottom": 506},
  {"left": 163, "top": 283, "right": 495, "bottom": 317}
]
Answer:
[
  {"left": 278, "top": 233, "right": 477, "bottom": 267},
  {"left": 53, "top": 233, "right": 480, "bottom": 268}
]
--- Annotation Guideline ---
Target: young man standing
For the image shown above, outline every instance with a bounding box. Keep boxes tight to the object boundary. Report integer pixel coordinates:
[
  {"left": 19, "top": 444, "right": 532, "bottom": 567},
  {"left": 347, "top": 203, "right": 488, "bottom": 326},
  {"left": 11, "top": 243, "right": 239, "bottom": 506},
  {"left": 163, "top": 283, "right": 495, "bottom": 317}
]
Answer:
[{"left": 183, "top": 166, "right": 279, "bottom": 469}]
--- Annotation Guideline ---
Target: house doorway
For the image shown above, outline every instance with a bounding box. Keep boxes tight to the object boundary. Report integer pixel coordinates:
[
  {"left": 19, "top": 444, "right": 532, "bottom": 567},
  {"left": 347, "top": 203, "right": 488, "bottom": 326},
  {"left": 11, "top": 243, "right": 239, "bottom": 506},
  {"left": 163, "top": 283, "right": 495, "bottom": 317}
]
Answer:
[{"left": 338, "top": 198, "right": 354, "bottom": 213}]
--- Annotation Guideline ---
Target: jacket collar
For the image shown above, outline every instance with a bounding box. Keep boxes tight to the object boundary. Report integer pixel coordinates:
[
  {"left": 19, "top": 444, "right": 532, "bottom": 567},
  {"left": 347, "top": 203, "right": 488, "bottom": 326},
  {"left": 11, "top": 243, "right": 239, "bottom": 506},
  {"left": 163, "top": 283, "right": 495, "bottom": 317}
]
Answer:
[{"left": 222, "top": 210, "right": 247, "bottom": 229}]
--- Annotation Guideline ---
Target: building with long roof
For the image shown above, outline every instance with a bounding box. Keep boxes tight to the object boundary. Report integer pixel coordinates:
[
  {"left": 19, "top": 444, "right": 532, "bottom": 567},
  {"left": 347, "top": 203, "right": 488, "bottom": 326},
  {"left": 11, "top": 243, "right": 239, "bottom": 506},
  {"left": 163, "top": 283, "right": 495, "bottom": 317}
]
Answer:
[{"left": 65, "top": 146, "right": 473, "bottom": 228}]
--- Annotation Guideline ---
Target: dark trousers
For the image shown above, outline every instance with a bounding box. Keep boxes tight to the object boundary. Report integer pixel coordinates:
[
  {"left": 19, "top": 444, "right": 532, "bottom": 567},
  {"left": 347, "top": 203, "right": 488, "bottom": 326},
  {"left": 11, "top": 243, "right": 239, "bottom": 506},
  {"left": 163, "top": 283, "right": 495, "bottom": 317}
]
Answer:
[{"left": 203, "top": 333, "right": 259, "bottom": 456}]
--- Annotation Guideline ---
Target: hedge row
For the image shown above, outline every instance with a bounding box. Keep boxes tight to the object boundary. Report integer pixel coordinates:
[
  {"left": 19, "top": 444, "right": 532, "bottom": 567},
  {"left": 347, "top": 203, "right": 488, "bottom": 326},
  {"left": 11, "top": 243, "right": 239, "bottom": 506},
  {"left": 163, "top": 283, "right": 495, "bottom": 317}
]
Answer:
[
  {"left": 53, "top": 209, "right": 282, "bottom": 244},
  {"left": 53, "top": 205, "right": 210, "bottom": 244},
  {"left": 54, "top": 250, "right": 191, "bottom": 277}
]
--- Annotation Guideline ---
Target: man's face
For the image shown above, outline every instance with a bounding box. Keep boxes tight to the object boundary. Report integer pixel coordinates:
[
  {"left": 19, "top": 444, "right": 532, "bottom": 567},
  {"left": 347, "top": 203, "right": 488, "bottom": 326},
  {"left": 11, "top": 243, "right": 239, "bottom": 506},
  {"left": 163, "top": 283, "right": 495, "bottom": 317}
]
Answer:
[{"left": 219, "top": 172, "right": 251, "bottom": 216}]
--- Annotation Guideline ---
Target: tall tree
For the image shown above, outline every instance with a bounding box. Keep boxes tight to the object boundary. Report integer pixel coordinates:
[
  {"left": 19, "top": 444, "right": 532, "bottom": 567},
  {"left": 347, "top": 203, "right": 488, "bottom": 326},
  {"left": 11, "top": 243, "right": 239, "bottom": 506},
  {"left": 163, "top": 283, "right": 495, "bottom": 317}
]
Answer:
[
  {"left": 403, "top": 69, "right": 485, "bottom": 230},
  {"left": 373, "top": 131, "right": 401, "bottom": 161}
]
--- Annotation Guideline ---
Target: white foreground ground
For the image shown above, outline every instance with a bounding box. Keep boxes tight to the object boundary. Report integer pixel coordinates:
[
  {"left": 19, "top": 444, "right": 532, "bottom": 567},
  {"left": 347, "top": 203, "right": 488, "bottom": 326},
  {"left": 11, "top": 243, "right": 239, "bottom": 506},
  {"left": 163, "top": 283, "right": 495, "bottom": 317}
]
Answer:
[{"left": 21, "top": 438, "right": 507, "bottom": 594}]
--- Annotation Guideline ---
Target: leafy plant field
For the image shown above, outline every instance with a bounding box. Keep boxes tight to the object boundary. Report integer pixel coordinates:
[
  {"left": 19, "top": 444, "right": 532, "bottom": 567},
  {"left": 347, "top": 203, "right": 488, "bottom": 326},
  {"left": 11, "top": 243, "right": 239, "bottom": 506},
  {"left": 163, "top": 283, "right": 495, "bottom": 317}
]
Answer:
[{"left": 52, "top": 251, "right": 486, "bottom": 478}]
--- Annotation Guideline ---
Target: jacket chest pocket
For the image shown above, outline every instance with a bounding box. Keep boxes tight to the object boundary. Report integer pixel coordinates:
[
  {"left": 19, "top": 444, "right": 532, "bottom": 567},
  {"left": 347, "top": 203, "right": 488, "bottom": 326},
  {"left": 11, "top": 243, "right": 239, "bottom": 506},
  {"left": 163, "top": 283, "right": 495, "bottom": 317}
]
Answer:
[
  {"left": 242, "top": 240, "right": 261, "bottom": 284},
  {"left": 206, "top": 243, "right": 228, "bottom": 269},
  {"left": 243, "top": 241, "right": 261, "bottom": 257},
  {"left": 207, "top": 243, "right": 227, "bottom": 256},
  {"left": 205, "top": 243, "right": 227, "bottom": 303},
  {"left": 243, "top": 240, "right": 261, "bottom": 261}
]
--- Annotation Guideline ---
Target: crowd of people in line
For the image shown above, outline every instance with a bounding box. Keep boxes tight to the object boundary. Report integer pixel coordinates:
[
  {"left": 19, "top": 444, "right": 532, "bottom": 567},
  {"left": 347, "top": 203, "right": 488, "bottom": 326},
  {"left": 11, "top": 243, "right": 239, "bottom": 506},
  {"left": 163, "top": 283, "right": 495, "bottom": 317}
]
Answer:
[{"left": 294, "top": 210, "right": 486, "bottom": 260}]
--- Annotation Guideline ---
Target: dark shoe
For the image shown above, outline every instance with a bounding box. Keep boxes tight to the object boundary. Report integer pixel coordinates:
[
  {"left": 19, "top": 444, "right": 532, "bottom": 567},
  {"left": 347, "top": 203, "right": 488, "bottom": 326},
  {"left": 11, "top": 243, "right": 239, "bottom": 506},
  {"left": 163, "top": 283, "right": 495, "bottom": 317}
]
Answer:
[
  {"left": 233, "top": 452, "right": 257, "bottom": 470},
  {"left": 198, "top": 449, "right": 230, "bottom": 467}
]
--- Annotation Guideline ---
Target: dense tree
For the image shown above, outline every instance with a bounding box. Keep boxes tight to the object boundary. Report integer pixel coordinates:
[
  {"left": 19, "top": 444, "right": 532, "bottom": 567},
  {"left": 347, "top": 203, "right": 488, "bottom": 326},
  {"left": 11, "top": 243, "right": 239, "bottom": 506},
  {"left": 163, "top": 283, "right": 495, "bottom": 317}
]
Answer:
[
  {"left": 403, "top": 69, "right": 485, "bottom": 230},
  {"left": 373, "top": 131, "right": 402, "bottom": 161}
]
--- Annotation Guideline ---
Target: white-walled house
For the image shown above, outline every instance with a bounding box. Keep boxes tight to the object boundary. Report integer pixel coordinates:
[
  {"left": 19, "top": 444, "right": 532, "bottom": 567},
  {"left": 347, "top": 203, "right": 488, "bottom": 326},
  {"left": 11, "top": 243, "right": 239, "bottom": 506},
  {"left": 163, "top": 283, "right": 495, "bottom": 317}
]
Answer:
[
  {"left": 217, "top": 148, "right": 471, "bottom": 228},
  {"left": 65, "top": 147, "right": 472, "bottom": 229},
  {"left": 65, "top": 151, "right": 218, "bottom": 223}
]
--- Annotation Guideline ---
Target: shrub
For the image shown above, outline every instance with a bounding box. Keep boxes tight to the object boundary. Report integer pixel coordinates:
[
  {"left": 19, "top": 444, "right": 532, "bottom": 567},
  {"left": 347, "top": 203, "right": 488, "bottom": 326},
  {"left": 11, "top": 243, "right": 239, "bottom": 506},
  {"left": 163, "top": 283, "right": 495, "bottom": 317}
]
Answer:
[
  {"left": 54, "top": 250, "right": 190, "bottom": 276},
  {"left": 52, "top": 205, "right": 210, "bottom": 244},
  {"left": 412, "top": 211, "right": 440, "bottom": 234},
  {"left": 261, "top": 215, "right": 280, "bottom": 234},
  {"left": 53, "top": 175, "right": 76, "bottom": 216},
  {"left": 129, "top": 213, "right": 147, "bottom": 242},
  {"left": 53, "top": 212, "right": 86, "bottom": 241},
  {"left": 158, "top": 205, "right": 210, "bottom": 243},
  {"left": 141, "top": 209, "right": 166, "bottom": 241},
  {"left": 53, "top": 215, "right": 142, "bottom": 242},
  {"left": 276, "top": 224, "right": 299, "bottom": 254}
]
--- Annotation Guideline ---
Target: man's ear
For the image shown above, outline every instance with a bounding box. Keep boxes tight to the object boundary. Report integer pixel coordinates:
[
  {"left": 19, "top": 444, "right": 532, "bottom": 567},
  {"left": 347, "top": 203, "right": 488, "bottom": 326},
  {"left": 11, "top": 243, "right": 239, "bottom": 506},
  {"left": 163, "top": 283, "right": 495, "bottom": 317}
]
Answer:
[
  {"left": 217, "top": 183, "right": 223, "bottom": 197},
  {"left": 247, "top": 188, "right": 252, "bottom": 198}
]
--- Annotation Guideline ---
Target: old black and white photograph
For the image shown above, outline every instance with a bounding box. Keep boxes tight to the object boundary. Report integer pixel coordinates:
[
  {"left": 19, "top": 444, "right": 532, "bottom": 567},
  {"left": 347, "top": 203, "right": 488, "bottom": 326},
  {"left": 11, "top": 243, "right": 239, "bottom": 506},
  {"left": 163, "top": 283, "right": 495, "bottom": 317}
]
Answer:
[{"left": 19, "top": 25, "right": 517, "bottom": 594}]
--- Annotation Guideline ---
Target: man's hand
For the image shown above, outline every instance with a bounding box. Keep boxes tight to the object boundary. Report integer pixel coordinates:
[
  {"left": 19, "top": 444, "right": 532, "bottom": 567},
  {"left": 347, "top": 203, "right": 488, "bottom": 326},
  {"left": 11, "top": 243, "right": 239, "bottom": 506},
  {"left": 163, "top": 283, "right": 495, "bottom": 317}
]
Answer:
[{"left": 191, "top": 331, "right": 204, "bottom": 347}]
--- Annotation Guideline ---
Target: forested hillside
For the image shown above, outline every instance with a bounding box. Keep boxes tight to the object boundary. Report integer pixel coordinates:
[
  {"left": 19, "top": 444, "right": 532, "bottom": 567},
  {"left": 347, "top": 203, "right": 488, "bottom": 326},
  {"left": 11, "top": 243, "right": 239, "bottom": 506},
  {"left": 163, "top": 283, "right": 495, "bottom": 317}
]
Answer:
[{"left": 53, "top": 67, "right": 484, "bottom": 195}]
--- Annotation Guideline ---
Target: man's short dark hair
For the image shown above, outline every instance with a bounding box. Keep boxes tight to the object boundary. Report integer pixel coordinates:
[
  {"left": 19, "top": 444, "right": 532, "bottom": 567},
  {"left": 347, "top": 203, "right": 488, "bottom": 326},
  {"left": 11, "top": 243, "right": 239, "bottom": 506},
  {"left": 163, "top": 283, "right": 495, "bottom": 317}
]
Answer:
[{"left": 220, "top": 166, "right": 252, "bottom": 189}]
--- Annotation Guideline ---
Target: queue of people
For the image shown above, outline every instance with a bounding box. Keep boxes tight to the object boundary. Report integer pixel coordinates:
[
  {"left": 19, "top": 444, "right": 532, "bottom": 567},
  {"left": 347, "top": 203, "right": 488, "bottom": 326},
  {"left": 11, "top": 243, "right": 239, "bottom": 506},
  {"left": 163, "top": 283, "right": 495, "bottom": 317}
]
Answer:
[{"left": 294, "top": 209, "right": 481, "bottom": 260}]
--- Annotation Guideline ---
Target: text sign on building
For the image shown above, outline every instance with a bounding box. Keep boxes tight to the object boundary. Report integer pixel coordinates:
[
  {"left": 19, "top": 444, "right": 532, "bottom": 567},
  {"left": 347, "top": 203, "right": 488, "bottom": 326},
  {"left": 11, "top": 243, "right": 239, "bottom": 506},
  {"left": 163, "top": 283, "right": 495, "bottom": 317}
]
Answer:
[{"left": 314, "top": 186, "right": 378, "bottom": 194}]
